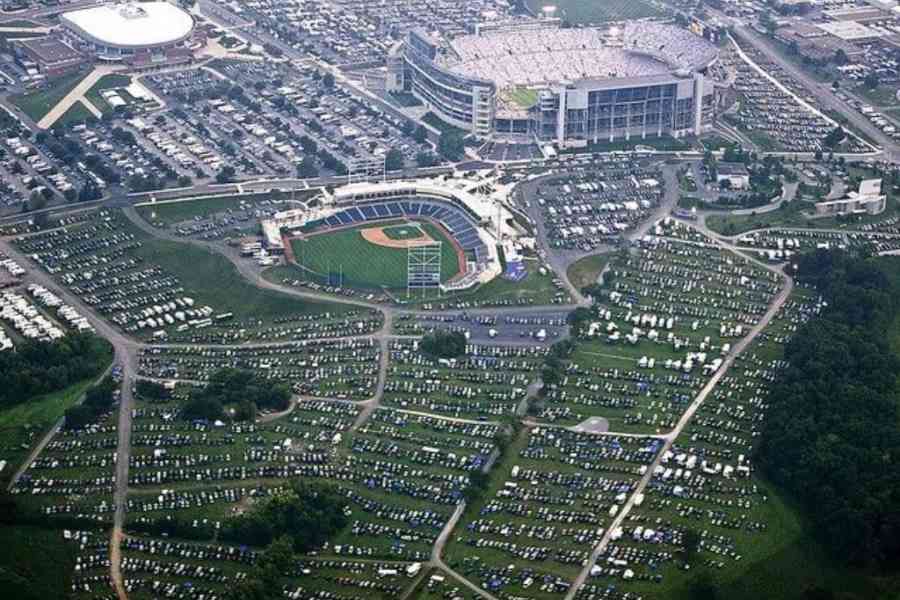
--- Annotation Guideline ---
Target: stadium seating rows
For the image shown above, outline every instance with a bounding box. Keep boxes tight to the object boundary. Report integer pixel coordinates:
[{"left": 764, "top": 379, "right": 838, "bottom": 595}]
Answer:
[{"left": 306, "top": 198, "right": 489, "bottom": 264}]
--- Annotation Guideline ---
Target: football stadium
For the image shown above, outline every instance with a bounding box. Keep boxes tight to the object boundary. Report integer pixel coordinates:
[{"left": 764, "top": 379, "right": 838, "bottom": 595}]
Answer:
[
  {"left": 59, "top": 2, "right": 197, "bottom": 66},
  {"left": 388, "top": 21, "right": 721, "bottom": 147},
  {"left": 261, "top": 180, "right": 528, "bottom": 294}
]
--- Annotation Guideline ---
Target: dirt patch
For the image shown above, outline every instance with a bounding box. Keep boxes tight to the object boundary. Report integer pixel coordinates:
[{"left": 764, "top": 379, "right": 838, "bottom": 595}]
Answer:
[{"left": 360, "top": 224, "right": 435, "bottom": 248}]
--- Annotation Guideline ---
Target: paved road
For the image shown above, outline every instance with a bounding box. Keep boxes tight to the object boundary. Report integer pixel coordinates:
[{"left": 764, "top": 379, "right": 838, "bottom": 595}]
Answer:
[{"left": 731, "top": 26, "right": 900, "bottom": 161}]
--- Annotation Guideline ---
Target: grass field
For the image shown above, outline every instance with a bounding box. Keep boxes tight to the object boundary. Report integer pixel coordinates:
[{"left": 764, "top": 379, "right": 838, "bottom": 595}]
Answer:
[
  {"left": 136, "top": 190, "right": 319, "bottom": 226},
  {"left": 10, "top": 70, "right": 88, "bottom": 122},
  {"left": 506, "top": 87, "right": 539, "bottom": 109},
  {"left": 291, "top": 222, "right": 461, "bottom": 289},
  {"left": 130, "top": 226, "right": 352, "bottom": 317},
  {"left": 0, "top": 375, "right": 105, "bottom": 487},
  {"left": 0, "top": 526, "right": 79, "bottom": 600},
  {"left": 56, "top": 100, "right": 95, "bottom": 128},
  {"left": 381, "top": 223, "right": 425, "bottom": 241},
  {"left": 566, "top": 253, "right": 609, "bottom": 290},
  {"left": 525, "top": 0, "right": 665, "bottom": 24},
  {"left": 855, "top": 83, "right": 900, "bottom": 108}
]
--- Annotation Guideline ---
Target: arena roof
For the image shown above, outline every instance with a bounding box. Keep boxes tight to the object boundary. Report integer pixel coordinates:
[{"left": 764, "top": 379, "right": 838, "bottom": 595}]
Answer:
[
  {"left": 60, "top": 2, "right": 194, "bottom": 49},
  {"left": 438, "top": 23, "right": 717, "bottom": 90}
]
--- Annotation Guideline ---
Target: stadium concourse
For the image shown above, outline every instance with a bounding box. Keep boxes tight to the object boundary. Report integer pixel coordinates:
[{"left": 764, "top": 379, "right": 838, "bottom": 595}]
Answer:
[{"left": 261, "top": 179, "right": 529, "bottom": 293}]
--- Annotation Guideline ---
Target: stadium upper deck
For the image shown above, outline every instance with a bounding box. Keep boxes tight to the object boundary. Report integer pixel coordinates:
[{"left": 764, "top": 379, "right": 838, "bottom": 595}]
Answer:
[{"left": 388, "top": 21, "right": 721, "bottom": 147}]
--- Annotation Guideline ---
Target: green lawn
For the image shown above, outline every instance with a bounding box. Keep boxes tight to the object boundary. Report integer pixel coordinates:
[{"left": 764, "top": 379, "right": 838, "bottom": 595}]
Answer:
[
  {"left": 136, "top": 190, "right": 319, "bottom": 226},
  {"left": 422, "top": 112, "right": 468, "bottom": 137},
  {"left": 56, "top": 100, "right": 95, "bottom": 128},
  {"left": 0, "top": 526, "right": 80, "bottom": 600},
  {"left": 10, "top": 70, "right": 88, "bottom": 122},
  {"left": 437, "top": 258, "right": 568, "bottom": 306},
  {"left": 707, "top": 193, "right": 899, "bottom": 235},
  {"left": 131, "top": 228, "right": 352, "bottom": 318},
  {"left": 291, "top": 222, "right": 461, "bottom": 289},
  {"left": 85, "top": 73, "right": 132, "bottom": 114},
  {"left": 526, "top": 0, "right": 665, "bottom": 24},
  {"left": 507, "top": 87, "right": 539, "bottom": 109},
  {"left": 854, "top": 83, "right": 900, "bottom": 108},
  {"left": 566, "top": 253, "right": 609, "bottom": 290},
  {"left": 0, "top": 375, "right": 105, "bottom": 488}
]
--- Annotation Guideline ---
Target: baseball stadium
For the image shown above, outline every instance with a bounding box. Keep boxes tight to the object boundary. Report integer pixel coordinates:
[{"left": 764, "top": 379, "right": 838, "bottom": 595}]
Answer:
[
  {"left": 387, "top": 20, "right": 721, "bottom": 147},
  {"left": 261, "top": 181, "right": 523, "bottom": 294}
]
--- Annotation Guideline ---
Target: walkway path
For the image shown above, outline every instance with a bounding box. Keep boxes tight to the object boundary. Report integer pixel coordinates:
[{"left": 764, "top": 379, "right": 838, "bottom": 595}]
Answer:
[{"left": 38, "top": 65, "right": 120, "bottom": 129}]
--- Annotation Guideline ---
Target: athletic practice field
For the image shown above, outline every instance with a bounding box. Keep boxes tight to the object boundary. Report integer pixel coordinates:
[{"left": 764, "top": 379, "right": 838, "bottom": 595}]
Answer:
[{"left": 289, "top": 221, "right": 463, "bottom": 289}]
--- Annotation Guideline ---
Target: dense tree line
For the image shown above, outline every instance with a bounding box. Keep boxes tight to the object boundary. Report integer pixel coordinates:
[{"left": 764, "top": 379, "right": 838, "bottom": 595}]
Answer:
[
  {"left": 420, "top": 330, "right": 467, "bottom": 360},
  {"left": 760, "top": 250, "right": 900, "bottom": 567},
  {"left": 63, "top": 377, "right": 118, "bottom": 430},
  {"left": 220, "top": 482, "right": 347, "bottom": 553},
  {"left": 0, "top": 333, "right": 111, "bottom": 410},
  {"left": 181, "top": 368, "right": 291, "bottom": 423}
]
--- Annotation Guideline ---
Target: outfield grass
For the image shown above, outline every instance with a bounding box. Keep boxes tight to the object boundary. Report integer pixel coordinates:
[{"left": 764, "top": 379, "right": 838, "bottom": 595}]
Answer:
[
  {"left": 525, "top": 0, "right": 664, "bottom": 24},
  {"left": 291, "top": 222, "right": 460, "bottom": 289},
  {"left": 0, "top": 376, "right": 104, "bottom": 487},
  {"left": 0, "top": 526, "right": 79, "bottom": 600},
  {"left": 10, "top": 70, "right": 88, "bottom": 122},
  {"left": 130, "top": 227, "right": 352, "bottom": 317},
  {"left": 566, "top": 253, "right": 609, "bottom": 290},
  {"left": 85, "top": 73, "right": 132, "bottom": 114}
]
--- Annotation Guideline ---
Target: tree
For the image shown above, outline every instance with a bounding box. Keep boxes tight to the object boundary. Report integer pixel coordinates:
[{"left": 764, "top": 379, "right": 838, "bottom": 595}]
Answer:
[
  {"left": 297, "top": 156, "right": 318, "bottom": 178},
  {"left": 567, "top": 307, "right": 593, "bottom": 337},
  {"left": 322, "top": 72, "right": 335, "bottom": 88},
  {"left": 384, "top": 148, "right": 403, "bottom": 171},
  {"left": 438, "top": 131, "right": 466, "bottom": 162},
  {"left": 216, "top": 165, "right": 236, "bottom": 184},
  {"left": 413, "top": 125, "right": 428, "bottom": 144},
  {"left": 682, "top": 528, "right": 702, "bottom": 565},
  {"left": 416, "top": 151, "right": 437, "bottom": 167},
  {"left": 420, "top": 330, "right": 467, "bottom": 360},
  {"left": 221, "top": 482, "right": 348, "bottom": 553},
  {"left": 864, "top": 71, "right": 879, "bottom": 90},
  {"left": 823, "top": 126, "right": 845, "bottom": 149}
]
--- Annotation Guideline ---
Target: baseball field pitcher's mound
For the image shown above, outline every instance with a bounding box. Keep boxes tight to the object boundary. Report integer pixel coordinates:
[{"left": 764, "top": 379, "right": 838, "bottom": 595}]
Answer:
[{"left": 360, "top": 225, "right": 435, "bottom": 248}]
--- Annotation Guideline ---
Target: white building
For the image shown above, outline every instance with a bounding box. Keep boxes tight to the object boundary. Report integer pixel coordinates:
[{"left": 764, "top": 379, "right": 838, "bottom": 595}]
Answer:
[{"left": 815, "top": 178, "right": 887, "bottom": 216}]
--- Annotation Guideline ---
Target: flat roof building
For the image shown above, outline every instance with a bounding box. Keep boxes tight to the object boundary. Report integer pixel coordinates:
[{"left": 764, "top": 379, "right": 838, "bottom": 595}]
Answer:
[
  {"left": 60, "top": 2, "right": 197, "bottom": 66},
  {"left": 14, "top": 37, "right": 83, "bottom": 77}
]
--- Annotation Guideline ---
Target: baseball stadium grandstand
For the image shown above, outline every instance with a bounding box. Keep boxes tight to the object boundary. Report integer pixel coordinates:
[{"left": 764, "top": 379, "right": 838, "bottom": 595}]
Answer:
[
  {"left": 387, "top": 20, "right": 724, "bottom": 147},
  {"left": 261, "top": 181, "right": 525, "bottom": 293}
]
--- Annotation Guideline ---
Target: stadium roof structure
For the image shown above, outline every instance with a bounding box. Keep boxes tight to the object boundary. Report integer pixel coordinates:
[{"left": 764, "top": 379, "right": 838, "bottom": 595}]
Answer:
[{"left": 60, "top": 2, "right": 195, "bottom": 49}]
